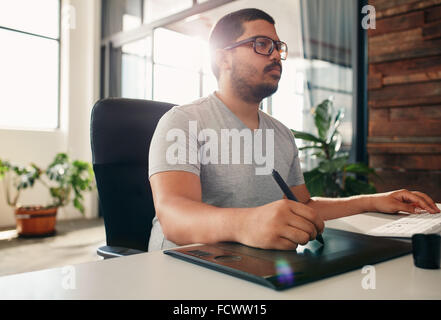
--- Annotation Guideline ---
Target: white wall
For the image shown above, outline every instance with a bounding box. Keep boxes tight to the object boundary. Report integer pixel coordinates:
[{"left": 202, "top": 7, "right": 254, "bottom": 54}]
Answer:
[{"left": 0, "top": 0, "right": 101, "bottom": 228}]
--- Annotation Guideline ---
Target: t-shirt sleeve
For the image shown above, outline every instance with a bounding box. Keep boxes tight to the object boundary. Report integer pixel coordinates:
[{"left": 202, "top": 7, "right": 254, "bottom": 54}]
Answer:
[
  {"left": 286, "top": 131, "right": 305, "bottom": 187},
  {"left": 148, "top": 108, "right": 200, "bottom": 178}
]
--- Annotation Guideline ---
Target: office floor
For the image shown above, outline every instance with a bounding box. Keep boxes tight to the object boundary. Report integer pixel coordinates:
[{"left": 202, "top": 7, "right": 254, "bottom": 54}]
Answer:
[{"left": 0, "top": 218, "right": 105, "bottom": 277}]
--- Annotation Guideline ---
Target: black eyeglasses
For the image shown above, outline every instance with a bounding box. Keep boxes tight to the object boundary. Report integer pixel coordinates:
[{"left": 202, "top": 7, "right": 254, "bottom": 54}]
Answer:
[{"left": 223, "top": 36, "right": 288, "bottom": 60}]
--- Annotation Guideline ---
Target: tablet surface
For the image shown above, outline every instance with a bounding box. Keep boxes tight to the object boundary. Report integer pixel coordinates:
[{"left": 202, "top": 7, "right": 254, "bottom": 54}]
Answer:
[{"left": 164, "top": 228, "right": 412, "bottom": 290}]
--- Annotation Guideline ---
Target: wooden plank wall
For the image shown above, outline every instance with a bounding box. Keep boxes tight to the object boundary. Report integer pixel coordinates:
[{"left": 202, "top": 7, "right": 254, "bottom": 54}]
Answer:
[{"left": 367, "top": 0, "right": 441, "bottom": 201}]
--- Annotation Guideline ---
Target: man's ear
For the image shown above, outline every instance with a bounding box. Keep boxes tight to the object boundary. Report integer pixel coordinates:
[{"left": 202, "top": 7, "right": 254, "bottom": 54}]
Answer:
[{"left": 215, "top": 49, "right": 232, "bottom": 75}]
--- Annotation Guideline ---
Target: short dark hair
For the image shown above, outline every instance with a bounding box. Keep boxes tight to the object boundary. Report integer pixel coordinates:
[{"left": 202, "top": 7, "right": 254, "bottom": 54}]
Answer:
[{"left": 208, "top": 8, "right": 275, "bottom": 79}]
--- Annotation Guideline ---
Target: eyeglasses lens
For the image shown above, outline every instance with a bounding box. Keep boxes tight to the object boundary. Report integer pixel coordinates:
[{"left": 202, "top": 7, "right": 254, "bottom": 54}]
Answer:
[{"left": 255, "top": 37, "right": 287, "bottom": 60}]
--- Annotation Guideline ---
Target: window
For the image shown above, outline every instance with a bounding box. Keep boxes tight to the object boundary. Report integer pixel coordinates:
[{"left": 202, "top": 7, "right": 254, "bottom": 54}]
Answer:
[
  {"left": 101, "top": 0, "right": 143, "bottom": 37},
  {"left": 153, "top": 27, "right": 213, "bottom": 104},
  {"left": 121, "top": 37, "right": 152, "bottom": 99},
  {"left": 271, "top": 59, "right": 305, "bottom": 133},
  {"left": 101, "top": 0, "right": 360, "bottom": 160},
  {"left": 0, "top": 0, "right": 60, "bottom": 129},
  {"left": 299, "top": 0, "right": 356, "bottom": 155},
  {"left": 143, "top": 0, "right": 193, "bottom": 24}
]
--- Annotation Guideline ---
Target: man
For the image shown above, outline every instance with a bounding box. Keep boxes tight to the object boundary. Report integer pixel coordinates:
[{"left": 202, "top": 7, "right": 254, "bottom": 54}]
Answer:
[{"left": 147, "top": 8, "right": 439, "bottom": 251}]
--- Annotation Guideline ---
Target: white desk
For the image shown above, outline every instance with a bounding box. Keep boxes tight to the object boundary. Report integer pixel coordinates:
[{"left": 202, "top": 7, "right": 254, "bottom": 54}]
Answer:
[{"left": 0, "top": 211, "right": 440, "bottom": 300}]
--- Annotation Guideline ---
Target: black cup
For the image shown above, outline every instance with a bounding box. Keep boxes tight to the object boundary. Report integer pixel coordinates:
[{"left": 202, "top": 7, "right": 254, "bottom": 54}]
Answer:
[{"left": 412, "top": 234, "right": 441, "bottom": 269}]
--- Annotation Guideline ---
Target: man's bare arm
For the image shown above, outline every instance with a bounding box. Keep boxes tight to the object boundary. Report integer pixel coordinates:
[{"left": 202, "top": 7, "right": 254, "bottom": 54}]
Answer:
[
  {"left": 150, "top": 171, "right": 244, "bottom": 245},
  {"left": 290, "top": 184, "right": 440, "bottom": 221},
  {"left": 150, "top": 171, "right": 324, "bottom": 250}
]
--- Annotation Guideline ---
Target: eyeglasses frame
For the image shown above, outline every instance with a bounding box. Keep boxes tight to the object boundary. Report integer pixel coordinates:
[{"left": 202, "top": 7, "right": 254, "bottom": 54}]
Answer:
[{"left": 223, "top": 36, "right": 288, "bottom": 60}]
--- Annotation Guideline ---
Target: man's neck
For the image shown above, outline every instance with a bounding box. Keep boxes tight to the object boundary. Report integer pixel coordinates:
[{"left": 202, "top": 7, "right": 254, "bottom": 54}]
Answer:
[{"left": 215, "top": 88, "right": 260, "bottom": 130}]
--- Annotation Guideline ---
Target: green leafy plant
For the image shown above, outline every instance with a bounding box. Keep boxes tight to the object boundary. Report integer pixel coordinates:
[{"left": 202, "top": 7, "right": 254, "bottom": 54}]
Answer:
[
  {"left": 291, "top": 98, "right": 377, "bottom": 197},
  {"left": 0, "top": 153, "right": 95, "bottom": 214}
]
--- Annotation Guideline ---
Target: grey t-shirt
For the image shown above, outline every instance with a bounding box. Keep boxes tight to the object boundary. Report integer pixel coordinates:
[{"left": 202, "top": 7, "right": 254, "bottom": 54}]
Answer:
[{"left": 148, "top": 93, "right": 305, "bottom": 251}]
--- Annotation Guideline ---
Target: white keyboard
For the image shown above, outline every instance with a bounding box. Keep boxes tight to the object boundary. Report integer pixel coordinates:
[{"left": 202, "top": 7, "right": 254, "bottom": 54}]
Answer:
[{"left": 368, "top": 213, "right": 441, "bottom": 238}]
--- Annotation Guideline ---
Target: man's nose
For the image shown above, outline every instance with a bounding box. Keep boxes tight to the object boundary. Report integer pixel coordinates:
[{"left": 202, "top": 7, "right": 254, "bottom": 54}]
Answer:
[{"left": 269, "top": 46, "right": 282, "bottom": 62}]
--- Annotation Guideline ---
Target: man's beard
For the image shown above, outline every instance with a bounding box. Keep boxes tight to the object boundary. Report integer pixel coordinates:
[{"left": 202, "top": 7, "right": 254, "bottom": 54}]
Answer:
[{"left": 230, "top": 61, "right": 281, "bottom": 104}]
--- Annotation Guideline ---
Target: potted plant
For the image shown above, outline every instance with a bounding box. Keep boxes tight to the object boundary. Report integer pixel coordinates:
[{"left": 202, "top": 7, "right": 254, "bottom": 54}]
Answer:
[
  {"left": 0, "top": 153, "right": 95, "bottom": 237},
  {"left": 291, "top": 98, "right": 377, "bottom": 197}
]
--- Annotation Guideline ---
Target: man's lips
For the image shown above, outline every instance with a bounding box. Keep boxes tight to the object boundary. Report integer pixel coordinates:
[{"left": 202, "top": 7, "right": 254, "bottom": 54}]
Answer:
[
  {"left": 268, "top": 67, "right": 281, "bottom": 73},
  {"left": 264, "top": 63, "right": 282, "bottom": 74}
]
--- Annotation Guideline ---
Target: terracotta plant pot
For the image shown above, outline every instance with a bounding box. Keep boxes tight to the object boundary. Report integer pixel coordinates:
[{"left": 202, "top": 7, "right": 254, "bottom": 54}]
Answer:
[{"left": 15, "top": 206, "right": 58, "bottom": 237}]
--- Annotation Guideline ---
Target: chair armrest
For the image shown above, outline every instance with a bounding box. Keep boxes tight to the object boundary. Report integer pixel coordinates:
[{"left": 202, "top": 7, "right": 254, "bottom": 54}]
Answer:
[{"left": 97, "top": 245, "right": 145, "bottom": 259}]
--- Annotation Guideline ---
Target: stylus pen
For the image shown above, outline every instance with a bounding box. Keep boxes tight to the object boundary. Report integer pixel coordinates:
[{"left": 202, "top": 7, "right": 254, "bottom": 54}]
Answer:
[{"left": 271, "top": 169, "right": 324, "bottom": 245}]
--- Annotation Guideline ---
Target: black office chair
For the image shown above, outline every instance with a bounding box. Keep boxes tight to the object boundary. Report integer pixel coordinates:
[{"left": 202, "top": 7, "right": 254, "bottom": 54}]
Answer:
[{"left": 90, "top": 98, "right": 175, "bottom": 258}]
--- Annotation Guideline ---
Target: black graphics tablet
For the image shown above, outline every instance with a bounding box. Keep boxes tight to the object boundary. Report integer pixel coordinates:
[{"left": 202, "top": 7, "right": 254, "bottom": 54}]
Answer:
[{"left": 163, "top": 228, "right": 412, "bottom": 290}]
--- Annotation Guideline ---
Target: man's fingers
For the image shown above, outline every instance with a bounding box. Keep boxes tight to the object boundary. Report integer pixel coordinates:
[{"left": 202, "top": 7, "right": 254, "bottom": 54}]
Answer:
[
  {"left": 411, "top": 191, "right": 440, "bottom": 213},
  {"left": 395, "top": 190, "right": 437, "bottom": 213},
  {"left": 285, "top": 215, "right": 317, "bottom": 241},
  {"left": 280, "top": 227, "right": 311, "bottom": 246},
  {"left": 395, "top": 200, "right": 417, "bottom": 214},
  {"left": 276, "top": 237, "right": 299, "bottom": 250},
  {"left": 286, "top": 200, "right": 325, "bottom": 233}
]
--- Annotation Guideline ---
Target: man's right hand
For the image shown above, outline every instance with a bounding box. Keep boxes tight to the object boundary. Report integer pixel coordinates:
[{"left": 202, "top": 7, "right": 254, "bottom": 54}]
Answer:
[
  {"left": 151, "top": 171, "right": 324, "bottom": 250},
  {"left": 238, "top": 199, "right": 325, "bottom": 250}
]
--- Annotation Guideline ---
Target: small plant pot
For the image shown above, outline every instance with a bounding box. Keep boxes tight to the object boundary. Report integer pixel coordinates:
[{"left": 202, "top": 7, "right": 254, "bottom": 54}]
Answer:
[{"left": 15, "top": 206, "right": 58, "bottom": 237}]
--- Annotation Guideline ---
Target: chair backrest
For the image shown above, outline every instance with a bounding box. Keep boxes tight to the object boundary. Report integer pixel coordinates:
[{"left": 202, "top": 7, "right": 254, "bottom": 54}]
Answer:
[{"left": 90, "top": 98, "right": 175, "bottom": 251}]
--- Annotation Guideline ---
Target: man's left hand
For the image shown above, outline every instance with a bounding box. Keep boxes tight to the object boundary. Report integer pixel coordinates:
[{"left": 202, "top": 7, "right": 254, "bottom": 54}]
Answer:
[{"left": 369, "top": 189, "right": 440, "bottom": 214}]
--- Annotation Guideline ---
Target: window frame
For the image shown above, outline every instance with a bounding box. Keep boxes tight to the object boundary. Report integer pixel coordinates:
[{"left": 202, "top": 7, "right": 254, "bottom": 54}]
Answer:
[
  {"left": 100, "top": 0, "right": 367, "bottom": 166},
  {"left": 0, "top": 0, "right": 62, "bottom": 130},
  {"left": 100, "top": 0, "right": 237, "bottom": 99}
]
